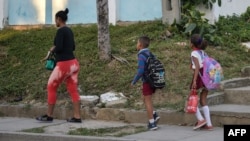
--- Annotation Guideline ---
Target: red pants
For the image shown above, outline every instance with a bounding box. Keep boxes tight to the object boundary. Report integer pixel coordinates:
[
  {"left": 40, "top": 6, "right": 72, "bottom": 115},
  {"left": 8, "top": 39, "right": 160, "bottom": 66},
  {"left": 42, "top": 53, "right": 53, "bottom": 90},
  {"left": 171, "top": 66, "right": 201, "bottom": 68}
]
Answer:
[{"left": 47, "top": 59, "right": 80, "bottom": 104}]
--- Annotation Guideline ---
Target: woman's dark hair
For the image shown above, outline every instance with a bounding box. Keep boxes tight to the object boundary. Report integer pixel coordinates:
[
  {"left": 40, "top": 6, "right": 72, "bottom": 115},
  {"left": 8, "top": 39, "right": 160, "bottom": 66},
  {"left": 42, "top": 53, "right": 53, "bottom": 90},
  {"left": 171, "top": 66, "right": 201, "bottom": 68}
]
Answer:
[
  {"left": 55, "top": 8, "right": 69, "bottom": 22},
  {"left": 138, "top": 36, "right": 150, "bottom": 48},
  {"left": 190, "top": 34, "right": 207, "bottom": 50}
]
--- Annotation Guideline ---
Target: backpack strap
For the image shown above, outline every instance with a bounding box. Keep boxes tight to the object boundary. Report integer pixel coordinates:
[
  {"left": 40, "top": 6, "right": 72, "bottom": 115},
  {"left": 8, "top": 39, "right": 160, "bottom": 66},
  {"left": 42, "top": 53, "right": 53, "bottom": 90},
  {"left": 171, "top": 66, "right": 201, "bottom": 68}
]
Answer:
[
  {"left": 196, "top": 50, "right": 208, "bottom": 60},
  {"left": 140, "top": 52, "right": 148, "bottom": 58},
  {"left": 140, "top": 52, "right": 150, "bottom": 68},
  {"left": 139, "top": 52, "right": 154, "bottom": 74},
  {"left": 193, "top": 50, "right": 206, "bottom": 77},
  {"left": 140, "top": 52, "right": 154, "bottom": 59}
]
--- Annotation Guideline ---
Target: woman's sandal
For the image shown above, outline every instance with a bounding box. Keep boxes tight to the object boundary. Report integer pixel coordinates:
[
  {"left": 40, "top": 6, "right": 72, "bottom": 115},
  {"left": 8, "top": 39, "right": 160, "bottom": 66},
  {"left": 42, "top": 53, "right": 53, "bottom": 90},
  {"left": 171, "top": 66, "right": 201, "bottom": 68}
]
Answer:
[{"left": 36, "top": 114, "right": 53, "bottom": 122}]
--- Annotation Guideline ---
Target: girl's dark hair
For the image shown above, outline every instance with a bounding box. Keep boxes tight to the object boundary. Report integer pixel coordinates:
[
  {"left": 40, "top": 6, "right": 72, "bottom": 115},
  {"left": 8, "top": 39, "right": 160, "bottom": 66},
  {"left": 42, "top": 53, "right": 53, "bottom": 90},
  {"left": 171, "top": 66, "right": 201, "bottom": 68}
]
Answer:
[
  {"left": 138, "top": 36, "right": 150, "bottom": 48},
  {"left": 191, "top": 34, "right": 207, "bottom": 50},
  {"left": 55, "top": 8, "right": 69, "bottom": 22}
]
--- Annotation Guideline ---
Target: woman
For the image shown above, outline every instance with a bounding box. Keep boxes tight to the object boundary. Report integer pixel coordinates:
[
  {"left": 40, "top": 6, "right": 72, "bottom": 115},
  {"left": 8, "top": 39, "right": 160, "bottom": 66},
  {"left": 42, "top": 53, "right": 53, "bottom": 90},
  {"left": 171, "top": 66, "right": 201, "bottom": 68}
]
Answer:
[{"left": 36, "top": 8, "right": 81, "bottom": 123}]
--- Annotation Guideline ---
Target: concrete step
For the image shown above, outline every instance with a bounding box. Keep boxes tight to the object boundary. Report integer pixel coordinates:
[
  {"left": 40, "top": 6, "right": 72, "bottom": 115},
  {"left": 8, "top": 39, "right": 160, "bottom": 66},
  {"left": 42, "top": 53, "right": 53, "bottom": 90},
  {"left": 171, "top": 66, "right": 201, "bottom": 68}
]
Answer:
[
  {"left": 1, "top": 103, "right": 250, "bottom": 127},
  {"left": 1, "top": 77, "right": 250, "bottom": 129},
  {"left": 209, "top": 104, "right": 250, "bottom": 126},
  {"left": 224, "top": 86, "right": 250, "bottom": 105},
  {"left": 220, "top": 77, "right": 250, "bottom": 89},
  {"left": 207, "top": 92, "right": 224, "bottom": 106}
]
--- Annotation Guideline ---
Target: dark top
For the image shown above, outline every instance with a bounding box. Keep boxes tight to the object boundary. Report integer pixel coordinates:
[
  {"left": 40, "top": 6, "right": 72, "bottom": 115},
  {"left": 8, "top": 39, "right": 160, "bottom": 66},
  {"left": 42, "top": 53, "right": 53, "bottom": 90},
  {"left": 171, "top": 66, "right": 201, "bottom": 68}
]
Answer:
[
  {"left": 53, "top": 26, "right": 75, "bottom": 62},
  {"left": 131, "top": 48, "right": 153, "bottom": 85}
]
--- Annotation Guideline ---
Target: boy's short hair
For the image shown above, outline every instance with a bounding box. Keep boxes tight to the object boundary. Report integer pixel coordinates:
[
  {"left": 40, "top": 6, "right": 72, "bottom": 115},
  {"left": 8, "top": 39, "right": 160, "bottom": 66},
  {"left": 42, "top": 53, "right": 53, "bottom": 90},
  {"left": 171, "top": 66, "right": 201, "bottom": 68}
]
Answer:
[{"left": 138, "top": 36, "right": 150, "bottom": 48}]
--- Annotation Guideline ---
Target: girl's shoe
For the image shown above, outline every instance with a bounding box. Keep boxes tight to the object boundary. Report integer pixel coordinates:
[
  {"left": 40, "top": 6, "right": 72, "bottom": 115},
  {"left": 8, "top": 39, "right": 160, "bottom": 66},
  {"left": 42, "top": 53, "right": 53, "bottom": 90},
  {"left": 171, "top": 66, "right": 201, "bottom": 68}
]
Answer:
[
  {"left": 36, "top": 114, "right": 53, "bottom": 122},
  {"left": 66, "top": 117, "right": 82, "bottom": 123},
  {"left": 193, "top": 120, "right": 206, "bottom": 130}
]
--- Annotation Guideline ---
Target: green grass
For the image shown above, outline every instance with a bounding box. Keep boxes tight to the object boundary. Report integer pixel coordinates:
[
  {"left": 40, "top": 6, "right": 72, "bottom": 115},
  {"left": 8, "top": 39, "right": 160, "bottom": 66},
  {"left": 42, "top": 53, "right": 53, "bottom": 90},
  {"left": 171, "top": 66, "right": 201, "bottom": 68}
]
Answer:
[
  {"left": 1, "top": 20, "right": 250, "bottom": 110},
  {"left": 22, "top": 125, "right": 147, "bottom": 137},
  {"left": 68, "top": 125, "right": 147, "bottom": 137},
  {"left": 21, "top": 127, "right": 45, "bottom": 133}
]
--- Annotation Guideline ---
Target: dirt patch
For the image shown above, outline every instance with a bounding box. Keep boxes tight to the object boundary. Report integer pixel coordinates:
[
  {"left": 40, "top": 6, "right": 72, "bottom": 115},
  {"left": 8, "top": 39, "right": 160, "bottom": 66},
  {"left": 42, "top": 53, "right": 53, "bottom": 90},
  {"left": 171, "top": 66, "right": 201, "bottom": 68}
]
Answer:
[
  {"left": 0, "top": 45, "right": 7, "bottom": 58},
  {"left": 153, "top": 90, "right": 183, "bottom": 105}
]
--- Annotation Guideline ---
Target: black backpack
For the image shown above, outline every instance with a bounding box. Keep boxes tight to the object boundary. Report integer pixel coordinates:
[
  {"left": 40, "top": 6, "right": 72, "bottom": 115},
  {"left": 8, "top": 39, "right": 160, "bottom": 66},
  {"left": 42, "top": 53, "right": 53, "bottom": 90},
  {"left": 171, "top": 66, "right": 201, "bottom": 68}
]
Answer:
[{"left": 141, "top": 52, "right": 166, "bottom": 89}]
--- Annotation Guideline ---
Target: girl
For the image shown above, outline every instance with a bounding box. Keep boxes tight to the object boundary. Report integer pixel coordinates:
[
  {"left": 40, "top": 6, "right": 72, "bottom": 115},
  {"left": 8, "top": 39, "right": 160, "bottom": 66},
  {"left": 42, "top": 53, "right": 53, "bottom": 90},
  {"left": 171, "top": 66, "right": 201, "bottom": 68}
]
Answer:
[{"left": 190, "top": 34, "right": 213, "bottom": 130}]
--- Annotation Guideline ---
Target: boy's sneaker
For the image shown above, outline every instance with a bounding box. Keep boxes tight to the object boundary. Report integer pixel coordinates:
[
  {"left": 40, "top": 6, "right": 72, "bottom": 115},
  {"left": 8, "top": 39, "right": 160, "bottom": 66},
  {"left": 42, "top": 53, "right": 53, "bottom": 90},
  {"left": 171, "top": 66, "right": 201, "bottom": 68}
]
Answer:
[
  {"left": 148, "top": 122, "right": 158, "bottom": 131},
  {"left": 153, "top": 112, "right": 160, "bottom": 124},
  {"left": 193, "top": 120, "right": 206, "bottom": 130},
  {"left": 36, "top": 114, "right": 53, "bottom": 122},
  {"left": 66, "top": 117, "right": 82, "bottom": 123}
]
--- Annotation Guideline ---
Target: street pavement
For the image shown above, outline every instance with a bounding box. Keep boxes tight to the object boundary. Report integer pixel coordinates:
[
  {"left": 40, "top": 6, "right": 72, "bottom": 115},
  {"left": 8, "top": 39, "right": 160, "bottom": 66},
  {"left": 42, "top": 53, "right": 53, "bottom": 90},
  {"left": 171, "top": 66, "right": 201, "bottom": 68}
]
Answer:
[{"left": 0, "top": 117, "right": 224, "bottom": 141}]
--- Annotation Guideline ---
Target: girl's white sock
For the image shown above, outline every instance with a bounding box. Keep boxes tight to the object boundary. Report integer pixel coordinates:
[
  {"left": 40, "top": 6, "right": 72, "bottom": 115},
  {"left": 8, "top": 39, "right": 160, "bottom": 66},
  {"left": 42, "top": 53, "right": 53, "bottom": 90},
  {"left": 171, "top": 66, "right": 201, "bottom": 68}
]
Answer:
[
  {"left": 195, "top": 107, "right": 204, "bottom": 121},
  {"left": 202, "top": 105, "right": 212, "bottom": 126}
]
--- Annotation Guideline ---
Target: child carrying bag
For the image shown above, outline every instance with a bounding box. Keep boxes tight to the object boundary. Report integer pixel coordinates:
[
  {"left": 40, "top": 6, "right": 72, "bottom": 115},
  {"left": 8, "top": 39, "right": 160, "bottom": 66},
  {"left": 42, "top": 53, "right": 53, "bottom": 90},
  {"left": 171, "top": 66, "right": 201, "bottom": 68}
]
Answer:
[
  {"left": 197, "top": 50, "right": 223, "bottom": 90},
  {"left": 185, "top": 89, "right": 198, "bottom": 113},
  {"left": 45, "top": 51, "right": 56, "bottom": 71}
]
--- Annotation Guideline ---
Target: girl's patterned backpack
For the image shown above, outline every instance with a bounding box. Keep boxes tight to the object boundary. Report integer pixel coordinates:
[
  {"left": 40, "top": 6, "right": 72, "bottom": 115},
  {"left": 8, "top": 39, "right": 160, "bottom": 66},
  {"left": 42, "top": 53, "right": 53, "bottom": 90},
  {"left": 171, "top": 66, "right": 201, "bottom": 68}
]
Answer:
[{"left": 197, "top": 51, "right": 223, "bottom": 90}]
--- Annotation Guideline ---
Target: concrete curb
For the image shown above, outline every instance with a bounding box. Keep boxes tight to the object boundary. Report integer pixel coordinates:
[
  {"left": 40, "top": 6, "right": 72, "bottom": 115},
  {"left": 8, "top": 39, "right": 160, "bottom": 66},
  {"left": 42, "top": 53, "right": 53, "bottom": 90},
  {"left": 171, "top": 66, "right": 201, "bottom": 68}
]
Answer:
[{"left": 0, "top": 131, "right": 136, "bottom": 141}]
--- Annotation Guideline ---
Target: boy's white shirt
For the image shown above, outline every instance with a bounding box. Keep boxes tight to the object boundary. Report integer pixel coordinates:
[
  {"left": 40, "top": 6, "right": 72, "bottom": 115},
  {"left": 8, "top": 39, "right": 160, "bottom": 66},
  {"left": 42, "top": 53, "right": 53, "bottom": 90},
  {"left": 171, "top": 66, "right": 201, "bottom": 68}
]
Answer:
[{"left": 191, "top": 50, "right": 204, "bottom": 69}]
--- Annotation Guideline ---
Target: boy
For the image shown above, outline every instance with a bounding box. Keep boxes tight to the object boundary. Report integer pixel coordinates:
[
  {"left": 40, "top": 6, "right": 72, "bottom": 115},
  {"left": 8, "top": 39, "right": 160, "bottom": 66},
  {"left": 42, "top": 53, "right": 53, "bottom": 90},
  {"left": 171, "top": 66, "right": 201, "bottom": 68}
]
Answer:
[{"left": 131, "top": 36, "right": 160, "bottom": 130}]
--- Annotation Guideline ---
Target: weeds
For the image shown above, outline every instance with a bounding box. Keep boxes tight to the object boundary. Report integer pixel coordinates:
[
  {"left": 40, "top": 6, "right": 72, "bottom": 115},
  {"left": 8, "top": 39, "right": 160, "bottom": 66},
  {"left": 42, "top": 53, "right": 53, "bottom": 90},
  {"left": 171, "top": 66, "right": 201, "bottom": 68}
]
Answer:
[
  {"left": 22, "top": 127, "right": 45, "bottom": 133},
  {"left": 1, "top": 12, "right": 250, "bottom": 110},
  {"left": 68, "top": 125, "right": 147, "bottom": 137}
]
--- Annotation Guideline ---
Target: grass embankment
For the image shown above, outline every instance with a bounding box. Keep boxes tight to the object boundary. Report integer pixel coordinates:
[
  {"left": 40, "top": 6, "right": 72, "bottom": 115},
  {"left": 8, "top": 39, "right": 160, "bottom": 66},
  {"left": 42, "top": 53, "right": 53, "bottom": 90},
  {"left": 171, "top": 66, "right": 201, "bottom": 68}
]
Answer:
[{"left": 0, "top": 20, "right": 250, "bottom": 110}]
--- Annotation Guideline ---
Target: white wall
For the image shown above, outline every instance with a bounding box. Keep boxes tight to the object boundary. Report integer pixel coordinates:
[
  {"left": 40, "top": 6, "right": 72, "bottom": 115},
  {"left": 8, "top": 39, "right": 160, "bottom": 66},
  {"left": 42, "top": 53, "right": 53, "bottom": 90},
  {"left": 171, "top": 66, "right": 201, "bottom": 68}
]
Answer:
[
  {"left": 0, "top": 0, "right": 8, "bottom": 29},
  {"left": 201, "top": 0, "right": 250, "bottom": 24},
  {"left": 109, "top": 0, "right": 119, "bottom": 25},
  {"left": 215, "top": 0, "right": 250, "bottom": 17},
  {"left": 0, "top": 0, "right": 3, "bottom": 29}
]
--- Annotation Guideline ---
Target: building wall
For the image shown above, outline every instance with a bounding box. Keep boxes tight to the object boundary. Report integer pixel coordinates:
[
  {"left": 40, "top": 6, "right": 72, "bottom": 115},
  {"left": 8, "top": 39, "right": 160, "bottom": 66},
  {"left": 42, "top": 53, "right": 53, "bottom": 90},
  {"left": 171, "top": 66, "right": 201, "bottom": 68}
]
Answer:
[
  {"left": 8, "top": 0, "right": 46, "bottom": 25},
  {"left": 0, "top": 0, "right": 8, "bottom": 28},
  {"left": 201, "top": 0, "right": 250, "bottom": 24},
  {"left": 45, "top": 0, "right": 52, "bottom": 24},
  {"left": 5, "top": 0, "right": 162, "bottom": 26},
  {"left": 1, "top": 0, "right": 250, "bottom": 27},
  {"left": 109, "top": 0, "right": 119, "bottom": 25},
  {"left": 215, "top": 0, "right": 250, "bottom": 17},
  {"left": 119, "top": 0, "right": 162, "bottom": 21},
  {"left": 0, "top": 0, "right": 4, "bottom": 28},
  {"left": 52, "top": 0, "right": 97, "bottom": 24},
  {"left": 7, "top": 0, "right": 97, "bottom": 25}
]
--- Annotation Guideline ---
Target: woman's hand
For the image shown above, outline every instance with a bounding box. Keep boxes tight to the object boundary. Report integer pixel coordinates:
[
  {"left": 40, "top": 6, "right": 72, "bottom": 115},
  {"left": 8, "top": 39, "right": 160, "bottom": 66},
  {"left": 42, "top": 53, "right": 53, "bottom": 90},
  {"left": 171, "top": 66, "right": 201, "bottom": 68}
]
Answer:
[
  {"left": 50, "top": 46, "right": 55, "bottom": 52},
  {"left": 40, "top": 51, "right": 51, "bottom": 62}
]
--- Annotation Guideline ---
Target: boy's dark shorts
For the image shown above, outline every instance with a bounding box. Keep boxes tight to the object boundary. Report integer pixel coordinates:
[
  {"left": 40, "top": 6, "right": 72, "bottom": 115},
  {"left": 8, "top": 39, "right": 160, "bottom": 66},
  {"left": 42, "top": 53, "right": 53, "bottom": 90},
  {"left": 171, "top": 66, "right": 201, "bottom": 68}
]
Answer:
[{"left": 142, "top": 82, "right": 156, "bottom": 96}]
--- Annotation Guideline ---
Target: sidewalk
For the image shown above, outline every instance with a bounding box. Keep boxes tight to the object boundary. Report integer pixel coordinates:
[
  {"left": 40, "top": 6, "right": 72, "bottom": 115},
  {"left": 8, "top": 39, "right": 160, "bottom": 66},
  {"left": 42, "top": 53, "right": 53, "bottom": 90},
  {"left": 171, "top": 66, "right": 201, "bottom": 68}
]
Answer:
[{"left": 0, "top": 117, "right": 223, "bottom": 141}]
